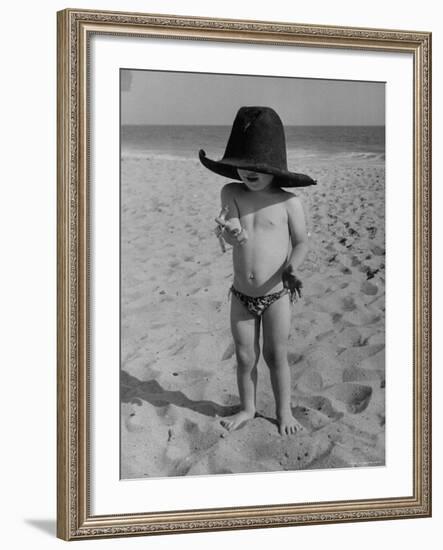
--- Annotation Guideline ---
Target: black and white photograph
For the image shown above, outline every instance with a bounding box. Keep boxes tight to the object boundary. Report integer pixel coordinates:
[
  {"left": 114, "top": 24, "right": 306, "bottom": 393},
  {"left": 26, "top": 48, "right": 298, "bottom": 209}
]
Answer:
[{"left": 120, "top": 69, "right": 386, "bottom": 480}]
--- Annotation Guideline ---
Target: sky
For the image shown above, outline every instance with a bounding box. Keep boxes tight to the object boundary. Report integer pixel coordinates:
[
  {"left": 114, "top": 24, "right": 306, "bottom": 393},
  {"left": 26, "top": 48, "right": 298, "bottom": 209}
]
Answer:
[{"left": 121, "top": 69, "right": 385, "bottom": 126}]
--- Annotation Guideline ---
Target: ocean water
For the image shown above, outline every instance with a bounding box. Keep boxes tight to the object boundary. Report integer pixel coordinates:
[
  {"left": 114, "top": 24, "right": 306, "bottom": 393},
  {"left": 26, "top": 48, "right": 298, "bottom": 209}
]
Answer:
[{"left": 121, "top": 125, "right": 385, "bottom": 165}]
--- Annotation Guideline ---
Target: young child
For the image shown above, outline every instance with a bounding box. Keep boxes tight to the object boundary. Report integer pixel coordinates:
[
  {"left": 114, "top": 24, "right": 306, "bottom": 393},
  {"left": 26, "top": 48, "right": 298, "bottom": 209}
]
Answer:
[{"left": 199, "top": 106, "right": 316, "bottom": 436}]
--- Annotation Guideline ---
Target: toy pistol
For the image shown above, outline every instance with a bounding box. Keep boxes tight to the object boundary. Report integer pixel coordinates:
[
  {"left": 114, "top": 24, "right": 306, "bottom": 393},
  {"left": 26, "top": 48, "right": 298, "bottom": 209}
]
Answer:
[{"left": 214, "top": 205, "right": 230, "bottom": 253}]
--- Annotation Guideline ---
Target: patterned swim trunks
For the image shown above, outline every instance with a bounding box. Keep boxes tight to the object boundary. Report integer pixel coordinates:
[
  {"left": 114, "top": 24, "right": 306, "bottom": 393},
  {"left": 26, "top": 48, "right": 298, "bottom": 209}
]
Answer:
[{"left": 230, "top": 285, "right": 289, "bottom": 317}]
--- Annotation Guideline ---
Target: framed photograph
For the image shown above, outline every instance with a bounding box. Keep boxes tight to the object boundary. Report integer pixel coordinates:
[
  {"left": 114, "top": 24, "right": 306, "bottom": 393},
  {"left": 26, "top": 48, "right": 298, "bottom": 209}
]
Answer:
[{"left": 57, "top": 8, "right": 431, "bottom": 540}]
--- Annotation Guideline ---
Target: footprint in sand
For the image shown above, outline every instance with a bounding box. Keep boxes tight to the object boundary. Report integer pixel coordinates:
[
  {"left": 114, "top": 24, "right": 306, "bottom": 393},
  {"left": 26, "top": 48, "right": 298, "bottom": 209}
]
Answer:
[
  {"left": 315, "top": 329, "right": 335, "bottom": 343},
  {"left": 298, "top": 395, "right": 344, "bottom": 421},
  {"left": 366, "top": 226, "right": 377, "bottom": 239},
  {"left": 338, "top": 344, "right": 384, "bottom": 369},
  {"left": 281, "top": 435, "right": 332, "bottom": 470},
  {"left": 371, "top": 245, "right": 385, "bottom": 256},
  {"left": 351, "top": 255, "right": 361, "bottom": 267},
  {"left": 296, "top": 369, "right": 324, "bottom": 392},
  {"left": 331, "top": 312, "right": 343, "bottom": 324},
  {"left": 327, "top": 383, "right": 373, "bottom": 414},
  {"left": 342, "top": 310, "right": 381, "bottom": 326},
  {"left": 342, "top": 366, "right": 384, "bottom": 387},
  {"left": 125, "top": 412, "right": 145, "bottom": 433},
  {"left": 298, "top": 353, "right": 344, "bottom": 389},
  {"left": 341, "top": 296, "right": 357, "bottom": 312},
  {"left": 337, "top": 326, "right": 363, "bottom": 348},
  {"left": 361, "top": 281, "right": 378, "bottom": 296},
  {"left": 292, "top": 405, "right": 341, "bottom": 433}
]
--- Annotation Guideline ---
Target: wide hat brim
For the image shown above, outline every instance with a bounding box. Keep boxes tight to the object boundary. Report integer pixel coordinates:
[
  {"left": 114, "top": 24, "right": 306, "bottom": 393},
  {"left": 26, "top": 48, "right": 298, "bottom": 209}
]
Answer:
[{"left": 199, "top": 149, "right": 317, "bottom": 188}]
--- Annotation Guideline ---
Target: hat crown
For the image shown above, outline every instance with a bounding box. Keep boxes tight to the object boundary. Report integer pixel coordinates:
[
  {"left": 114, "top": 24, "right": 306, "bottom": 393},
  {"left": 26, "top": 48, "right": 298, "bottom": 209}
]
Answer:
[
  {"left": 198, "top": 105, "right": 317, "bottom": 188},
  {"left": 223, "top": 106, "right": 288, "bottom": 170}
]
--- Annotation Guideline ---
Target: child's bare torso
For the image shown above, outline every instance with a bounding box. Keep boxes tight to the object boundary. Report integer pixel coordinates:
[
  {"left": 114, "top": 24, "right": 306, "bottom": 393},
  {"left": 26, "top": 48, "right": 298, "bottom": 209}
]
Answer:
[{"left": 228, "top": 183, "right": 292, "bottom": 297}]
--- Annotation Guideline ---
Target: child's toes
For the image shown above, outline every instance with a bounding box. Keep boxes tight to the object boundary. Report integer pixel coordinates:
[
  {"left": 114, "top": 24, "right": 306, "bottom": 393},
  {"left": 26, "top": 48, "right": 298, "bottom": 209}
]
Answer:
[
  {"left": 279, "top": 418, "right": 304, "bottom": 436},
  {"left": 223, "top": 420, "right": 234, "bottom": 431}
]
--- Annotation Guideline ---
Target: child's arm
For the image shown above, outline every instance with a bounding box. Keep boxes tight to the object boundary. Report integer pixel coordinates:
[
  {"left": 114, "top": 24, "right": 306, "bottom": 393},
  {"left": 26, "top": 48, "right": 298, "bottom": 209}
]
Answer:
[
  {"left": 283, "top": 196, "right": 309, "bottom": 299},
  {"left": 215, "top": 184, "right": 247, "bottom": 246}
]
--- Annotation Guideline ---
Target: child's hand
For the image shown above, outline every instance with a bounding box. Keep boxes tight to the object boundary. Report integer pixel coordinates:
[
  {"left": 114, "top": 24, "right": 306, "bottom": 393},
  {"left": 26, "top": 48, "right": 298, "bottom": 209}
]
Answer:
[
  {"left": 282, "top": 265, "right": 303, "bottom": 302},
  {"left": 215, "top": 217, "right": 248, "bottom": 246},
  {"left": 226, "top": 221, "right": 248, "bottom": 246}
]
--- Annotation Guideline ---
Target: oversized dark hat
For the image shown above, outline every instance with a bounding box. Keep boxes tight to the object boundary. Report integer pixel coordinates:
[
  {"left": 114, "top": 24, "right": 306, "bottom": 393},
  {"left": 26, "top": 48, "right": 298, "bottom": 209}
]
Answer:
[{"left": 199, "top": 106, "right": 316, "bottom": 188}]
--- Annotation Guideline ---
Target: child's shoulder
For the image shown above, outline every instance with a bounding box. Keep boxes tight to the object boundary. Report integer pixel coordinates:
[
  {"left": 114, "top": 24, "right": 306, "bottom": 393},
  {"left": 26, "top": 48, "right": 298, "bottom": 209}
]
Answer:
[
  {"left": 278, "top": 189, "right": 302, "bottom": 204},
  {"left": 221, "top": 181, "right": 242, "bottom": 196},
  {"left": 279, "top": 191, "right": 305, "bottom": 215}
]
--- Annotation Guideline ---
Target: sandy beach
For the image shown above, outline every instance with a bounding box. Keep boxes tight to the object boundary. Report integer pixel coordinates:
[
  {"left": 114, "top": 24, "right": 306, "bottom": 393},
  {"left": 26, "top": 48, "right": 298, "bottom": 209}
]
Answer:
[{"left": 120, "top": 151, "right": 385, "bottom": 479}]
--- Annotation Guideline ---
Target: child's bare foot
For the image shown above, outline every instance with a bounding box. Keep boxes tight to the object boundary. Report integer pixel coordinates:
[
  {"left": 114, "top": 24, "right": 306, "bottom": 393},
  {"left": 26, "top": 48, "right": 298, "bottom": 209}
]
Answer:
[
  {"left": 220, "top": 410, "right": 255, "bottom": 432},
  {"left": 277, "top": 411, "right": 304, "bottom": 436}
]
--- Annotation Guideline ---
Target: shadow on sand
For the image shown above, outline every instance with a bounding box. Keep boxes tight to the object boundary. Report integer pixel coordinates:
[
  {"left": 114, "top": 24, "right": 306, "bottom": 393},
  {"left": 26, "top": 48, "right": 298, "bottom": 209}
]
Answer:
[{"left": 121, "top": 370, "right": 238, "bottom": 418}]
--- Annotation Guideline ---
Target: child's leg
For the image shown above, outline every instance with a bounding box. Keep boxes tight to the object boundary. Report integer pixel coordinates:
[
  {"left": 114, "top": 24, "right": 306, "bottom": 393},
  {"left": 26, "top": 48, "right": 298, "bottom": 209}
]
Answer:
[
  {"left": 262, "top": 295, "right": 304, "bottom": 435},
  {"left": 220, "top": 294, "right": 260, "bottom": 431}
]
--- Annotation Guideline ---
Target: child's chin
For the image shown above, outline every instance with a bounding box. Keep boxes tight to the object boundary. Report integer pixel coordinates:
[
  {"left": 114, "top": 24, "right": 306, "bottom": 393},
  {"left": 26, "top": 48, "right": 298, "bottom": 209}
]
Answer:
[
  {"left": 248, "top": 185, "right": 268, "bottom": 192},
  {"left": 244, "top": 181, "right": 263, "bottom": 190}
]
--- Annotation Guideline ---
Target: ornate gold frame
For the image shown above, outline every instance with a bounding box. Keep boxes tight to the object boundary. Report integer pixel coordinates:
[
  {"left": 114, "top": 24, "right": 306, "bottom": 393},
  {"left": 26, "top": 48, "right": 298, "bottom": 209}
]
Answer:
[{"left": 57, "top": 8, "right": 432, "bottom": 541}]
